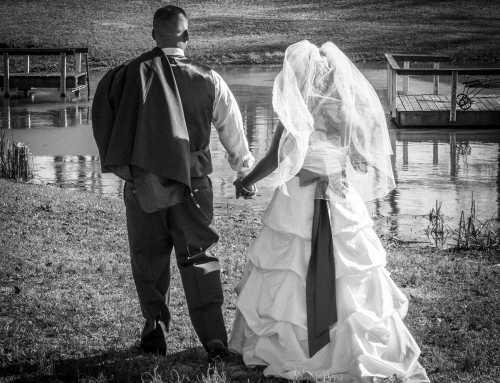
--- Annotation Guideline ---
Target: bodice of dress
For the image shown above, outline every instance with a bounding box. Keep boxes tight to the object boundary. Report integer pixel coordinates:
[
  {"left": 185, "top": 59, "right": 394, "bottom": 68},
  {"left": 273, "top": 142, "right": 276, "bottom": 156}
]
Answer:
[{"left": 300, "top": 133, "right": 349, "bottom": 201}]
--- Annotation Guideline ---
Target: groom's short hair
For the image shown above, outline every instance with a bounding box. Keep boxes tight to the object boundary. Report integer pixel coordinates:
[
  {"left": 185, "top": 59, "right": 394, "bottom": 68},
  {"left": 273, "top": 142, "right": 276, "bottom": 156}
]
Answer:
[{"left": 153, "top": 5, "right": 188, "bottom": 36}]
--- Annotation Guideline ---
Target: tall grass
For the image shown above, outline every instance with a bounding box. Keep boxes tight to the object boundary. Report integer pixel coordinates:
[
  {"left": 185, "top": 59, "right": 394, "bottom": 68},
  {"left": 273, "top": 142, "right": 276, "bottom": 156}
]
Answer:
[{"left": 0, "top": 130, "right": 32, "bottom": 180}]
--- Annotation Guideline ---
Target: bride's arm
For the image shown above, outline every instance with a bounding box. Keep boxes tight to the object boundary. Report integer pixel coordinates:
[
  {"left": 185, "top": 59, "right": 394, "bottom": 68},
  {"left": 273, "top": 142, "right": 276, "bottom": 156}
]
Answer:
[{"left": 240, "top": 121, "right": 285, "bottom": 191}]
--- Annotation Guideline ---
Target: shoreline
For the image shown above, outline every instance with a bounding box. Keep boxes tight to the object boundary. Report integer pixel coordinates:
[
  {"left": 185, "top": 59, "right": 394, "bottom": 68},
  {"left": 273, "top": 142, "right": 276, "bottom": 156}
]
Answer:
[{"left": 3, "top": 50, "right": 500, "bottom": 75}]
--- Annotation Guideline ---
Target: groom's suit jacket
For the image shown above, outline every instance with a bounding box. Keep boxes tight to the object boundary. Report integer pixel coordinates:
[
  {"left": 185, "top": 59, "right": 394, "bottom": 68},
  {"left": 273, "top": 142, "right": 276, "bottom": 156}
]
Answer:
[{"left": 92, "top": 47, "right": 252, "bottom": 212}]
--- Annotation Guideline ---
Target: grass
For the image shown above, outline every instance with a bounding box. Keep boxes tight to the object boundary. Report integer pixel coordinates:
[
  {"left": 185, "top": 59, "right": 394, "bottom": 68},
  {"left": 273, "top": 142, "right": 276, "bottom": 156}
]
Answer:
[
  {"left": 0, "top": 178, "right": 499, "bottom": 382},
  {"left": 0, "top": 0, "right": 500, "bottom": 73}
]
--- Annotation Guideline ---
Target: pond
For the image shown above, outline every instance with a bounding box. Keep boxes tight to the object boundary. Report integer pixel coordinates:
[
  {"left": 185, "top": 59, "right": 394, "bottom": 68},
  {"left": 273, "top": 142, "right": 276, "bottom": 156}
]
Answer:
[{"left": 1, "top": 64, "right": 499, "bottom": 247}]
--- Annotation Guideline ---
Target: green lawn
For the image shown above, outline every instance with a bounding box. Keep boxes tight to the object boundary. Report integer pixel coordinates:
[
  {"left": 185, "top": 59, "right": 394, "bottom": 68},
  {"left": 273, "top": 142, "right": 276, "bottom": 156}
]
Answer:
[
  {"left": 0, "top": 0, "right": 499, "bottom": 72},
  {"left": 1, "top": 178, "right": 499, "bottom": 382}
]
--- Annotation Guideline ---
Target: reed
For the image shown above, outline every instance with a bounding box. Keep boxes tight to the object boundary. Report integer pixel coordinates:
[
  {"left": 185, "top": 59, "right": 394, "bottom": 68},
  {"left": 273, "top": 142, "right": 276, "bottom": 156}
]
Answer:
[
  {"left": 451, "top": 193, "right": 499, "bottom": 250},
  {"left": 425, "top": 200, "right": 447, "bottom": 247},
  {"left": 427, "top": 195, "right": 500, "bottom": 250},
  {"left": 0, "top": 131, "right": 32, "bottom": 180},
  {"left": 427, "top": 200, "right": 445, "bottom": 234},
  {"left": 424, "top": 196, "right": 499, "bottom": 250}
]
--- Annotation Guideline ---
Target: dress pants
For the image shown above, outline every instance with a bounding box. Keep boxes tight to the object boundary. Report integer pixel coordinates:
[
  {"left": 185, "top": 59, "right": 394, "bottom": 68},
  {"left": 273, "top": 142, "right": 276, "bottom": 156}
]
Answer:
[{"left": 124, "top": 176, "right": 227, "bottom": 351}]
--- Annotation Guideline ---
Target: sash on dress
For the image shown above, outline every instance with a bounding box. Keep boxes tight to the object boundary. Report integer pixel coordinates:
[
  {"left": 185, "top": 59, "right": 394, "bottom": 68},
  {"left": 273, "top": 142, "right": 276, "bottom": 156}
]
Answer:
[{"left": 298, "top": 169, "right": 338, "bottom": 358}]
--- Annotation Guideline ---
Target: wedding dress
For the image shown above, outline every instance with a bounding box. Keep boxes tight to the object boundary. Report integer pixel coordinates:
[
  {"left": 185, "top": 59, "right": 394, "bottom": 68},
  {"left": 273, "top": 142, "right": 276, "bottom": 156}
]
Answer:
[{"left": 228, "top": 41, "right": 429, "bottom": 383}]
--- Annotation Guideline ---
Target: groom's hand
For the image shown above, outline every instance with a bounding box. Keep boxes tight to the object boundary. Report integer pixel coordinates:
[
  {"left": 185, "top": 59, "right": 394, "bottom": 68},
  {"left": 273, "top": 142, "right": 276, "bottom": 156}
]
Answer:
[{"left": 233, "top": 179, "right": 257, "bottom": 200}]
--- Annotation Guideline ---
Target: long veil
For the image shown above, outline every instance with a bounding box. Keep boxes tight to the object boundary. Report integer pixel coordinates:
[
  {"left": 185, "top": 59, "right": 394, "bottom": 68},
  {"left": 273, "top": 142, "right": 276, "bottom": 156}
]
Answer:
[{"left": 273, "top": 40, "right": 395, "bottom": 201}]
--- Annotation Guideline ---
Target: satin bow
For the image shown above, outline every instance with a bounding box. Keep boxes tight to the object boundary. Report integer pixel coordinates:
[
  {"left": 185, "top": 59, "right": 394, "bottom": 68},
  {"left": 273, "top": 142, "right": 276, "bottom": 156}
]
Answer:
[{"left": 298, "top": 169, "right": 338, "bottom": 357}]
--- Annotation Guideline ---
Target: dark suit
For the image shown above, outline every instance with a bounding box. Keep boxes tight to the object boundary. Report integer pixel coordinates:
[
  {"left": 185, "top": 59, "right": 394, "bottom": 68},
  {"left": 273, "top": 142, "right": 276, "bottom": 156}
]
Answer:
[{"left": 92, "top": 47, "right": 234, "bottom": 351}]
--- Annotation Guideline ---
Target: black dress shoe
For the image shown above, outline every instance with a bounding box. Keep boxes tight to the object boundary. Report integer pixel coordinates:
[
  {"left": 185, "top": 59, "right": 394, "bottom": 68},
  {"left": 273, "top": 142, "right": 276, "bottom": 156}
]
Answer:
[
  {"left": 134, "top": 339, "right": 167, "bottom": 356},
  {"left": 207, "top": 339, "right": 229, "bottom": 363}
]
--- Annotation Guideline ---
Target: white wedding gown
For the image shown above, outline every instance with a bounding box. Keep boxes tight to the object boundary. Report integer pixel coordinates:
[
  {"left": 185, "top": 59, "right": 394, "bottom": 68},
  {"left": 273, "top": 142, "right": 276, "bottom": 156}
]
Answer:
[{"left": 228, "top": 177, "right": 429, "bottom": 382}]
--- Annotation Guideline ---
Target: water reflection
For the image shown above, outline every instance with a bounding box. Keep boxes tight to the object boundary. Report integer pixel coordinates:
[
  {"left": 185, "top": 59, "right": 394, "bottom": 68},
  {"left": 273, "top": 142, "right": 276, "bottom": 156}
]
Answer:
[
  {"left": 35, "top": 155, "right": 124, "bottom": 196},
  {"left": 1, "top": 66, "right": 499, "bottom": 247},
  {"left": 1, "top": 98, "right": 91, "bottom": 129}
]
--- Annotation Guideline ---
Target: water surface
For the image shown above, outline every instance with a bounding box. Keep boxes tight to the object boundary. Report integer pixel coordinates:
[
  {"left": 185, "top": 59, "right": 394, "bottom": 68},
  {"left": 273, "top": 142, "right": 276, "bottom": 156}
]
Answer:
[{"left": 1, "top": 64, "right": 499, "bottom": 246}]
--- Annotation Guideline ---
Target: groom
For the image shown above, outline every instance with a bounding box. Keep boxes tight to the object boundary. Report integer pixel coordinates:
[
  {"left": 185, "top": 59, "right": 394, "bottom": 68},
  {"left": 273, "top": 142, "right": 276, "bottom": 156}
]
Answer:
[{"left": 92, "top": 5, "right": 254, "bottom": 360}]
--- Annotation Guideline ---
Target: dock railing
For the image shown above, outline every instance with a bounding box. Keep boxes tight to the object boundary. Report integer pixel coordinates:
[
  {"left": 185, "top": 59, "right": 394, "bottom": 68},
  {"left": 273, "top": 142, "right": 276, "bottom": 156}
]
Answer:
[
  {"left": 385, "top": 53, "right": 500, "bottom": 122},
  {"left": 1, "top": 47, "right": 90, "bottom": 98}
]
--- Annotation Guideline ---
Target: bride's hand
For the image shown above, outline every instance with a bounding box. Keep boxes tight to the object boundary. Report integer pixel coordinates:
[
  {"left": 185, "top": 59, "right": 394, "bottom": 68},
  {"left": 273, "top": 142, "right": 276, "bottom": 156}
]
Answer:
[{"left": 350, "top": 156, "right": 368, "bottom": 174}]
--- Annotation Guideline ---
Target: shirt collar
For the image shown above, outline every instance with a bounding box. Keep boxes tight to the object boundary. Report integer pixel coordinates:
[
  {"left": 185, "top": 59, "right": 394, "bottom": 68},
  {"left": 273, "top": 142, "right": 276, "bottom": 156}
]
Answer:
[{"left": 161, "top": 47, "right": 185, "bottom": 56}]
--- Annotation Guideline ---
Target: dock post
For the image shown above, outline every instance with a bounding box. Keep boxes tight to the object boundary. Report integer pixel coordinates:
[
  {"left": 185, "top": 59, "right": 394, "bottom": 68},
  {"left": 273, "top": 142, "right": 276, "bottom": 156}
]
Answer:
[
  {"left": 403, "top": 61, "right": 409, "bottom": 94},
  {"left": 60, "top": 52, "right": 67, "bottom": 97},
  {"left": 391, "top": 70, "right": 397, "bottom": 118},
  {"left": 75, "top": 52, "right": 82, "bottom": 72},
  {"left": 22, "top": 55, "right": 31, "bottom": 97},
  {"left": 3, "top": 98, "right": 10, "bottom": 128},
  {"left": 24, "top": 55, "right": 30, "bottom": 73},
  {"left": 85, "top": 53, "right": 91, "bottom": 100},
  {"left": 433, "top": 62, "right": 440, "bottom": 94},
  {"left": 450, "top": 70, "right": 458, "bottom": 122},
  {"left": 387, "top": 62, "right": 392, "bottom": 112},
  {"left": 3, "top": 53, "right": 10, "bottom": 98}
]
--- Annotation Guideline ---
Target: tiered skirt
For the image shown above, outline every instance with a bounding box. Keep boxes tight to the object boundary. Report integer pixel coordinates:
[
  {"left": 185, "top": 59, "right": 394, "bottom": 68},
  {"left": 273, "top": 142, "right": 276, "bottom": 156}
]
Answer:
[{"left": 228, "top": 178, "right": 429, "bottom": 382}]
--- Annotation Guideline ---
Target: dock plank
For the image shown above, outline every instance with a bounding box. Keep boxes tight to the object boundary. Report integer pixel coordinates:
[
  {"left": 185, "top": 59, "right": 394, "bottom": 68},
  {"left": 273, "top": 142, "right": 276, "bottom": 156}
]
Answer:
[
  {"left": 477, "top": 97, "right": 495, "bottom": 111},
  {"left": 420, "top": 94, "right": 435, "bottom": 110},
  {"left": 469, "top": 102, "right": 480, "bottom": 112},
  {"left": 397, "top": 96, "right": 406, "bottom": 111},
  {"left": 437, "top": 94, "right": 452, "bottom": 110},
  {"left": 474, "top": 98, "right": 489, "bottom": 111},
  {"left": 399, "top": 95, "right": 414, "bottom": 111},
  {"left": 481, "top": 96, "right": 500, "bottom": 111},
  {"left": 416, "top": 96, "right": 431, "bottom": 111},
  {"left": 430, "top": 95, "right": 447, "bottom": 111},
  {"left": 396, "top": 97, "right": 404, "bottom": 110},
  {"left": 419, "top": 94, "right": 433, "bottom": 110},
  {"left": 407, "top": 95, "right": 422, "bottom": 111}
]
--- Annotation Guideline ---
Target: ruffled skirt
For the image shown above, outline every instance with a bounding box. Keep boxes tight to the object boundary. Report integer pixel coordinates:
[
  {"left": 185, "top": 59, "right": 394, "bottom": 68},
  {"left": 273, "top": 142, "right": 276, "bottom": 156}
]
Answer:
[{"left": 228, "top": 178, "right": 429, "bottom": 382}]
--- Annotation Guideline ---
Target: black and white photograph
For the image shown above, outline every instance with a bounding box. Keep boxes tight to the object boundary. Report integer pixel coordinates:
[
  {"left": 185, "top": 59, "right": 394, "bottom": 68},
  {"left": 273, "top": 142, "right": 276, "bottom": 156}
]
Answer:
[{"left": 1, "top": 1, "right": 499, "bottom": 382}]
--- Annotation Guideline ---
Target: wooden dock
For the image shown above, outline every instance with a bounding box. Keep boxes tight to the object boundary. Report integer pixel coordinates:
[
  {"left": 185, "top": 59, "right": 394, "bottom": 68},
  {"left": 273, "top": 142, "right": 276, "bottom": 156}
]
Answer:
[
  {"left": 396, "top": 94, "right": 500, "bottom": 127},
  {"left": 1, "top": 47, "right": 90, "bottom": 98},
  {"left": 386, "top": 54, "right": 500, "bottom": 127}
]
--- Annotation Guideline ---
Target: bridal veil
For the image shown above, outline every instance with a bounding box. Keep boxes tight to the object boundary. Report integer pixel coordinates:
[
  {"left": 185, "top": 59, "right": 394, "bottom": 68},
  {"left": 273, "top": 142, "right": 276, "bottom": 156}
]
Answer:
[{"left": 273, "top": 40, "right": 396, "bottom": 201}]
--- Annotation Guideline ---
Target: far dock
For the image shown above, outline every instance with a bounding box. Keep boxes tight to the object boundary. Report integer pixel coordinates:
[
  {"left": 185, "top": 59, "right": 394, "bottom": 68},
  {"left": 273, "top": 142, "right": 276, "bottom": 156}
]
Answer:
[
  {"left": 386, "top": 54, "right": 500, "bottom": 127},
  {"left": 1, "top": 47, "right": 90, "bottom": 98}
]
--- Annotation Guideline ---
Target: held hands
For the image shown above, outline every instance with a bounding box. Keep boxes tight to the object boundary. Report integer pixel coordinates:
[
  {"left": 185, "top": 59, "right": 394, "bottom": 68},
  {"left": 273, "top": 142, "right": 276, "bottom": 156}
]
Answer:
[
  {"left": 233, "top": 178, "right": 258, "bottom": 199},
  {"left": 350, "top": 156, "right": 369, "bottom": 174}
]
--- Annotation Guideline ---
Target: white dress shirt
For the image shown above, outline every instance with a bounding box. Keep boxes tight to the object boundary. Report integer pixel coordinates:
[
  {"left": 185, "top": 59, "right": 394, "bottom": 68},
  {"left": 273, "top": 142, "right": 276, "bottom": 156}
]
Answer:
[{"left": 162, "top": 48, "right": 255, "bottom": 174}]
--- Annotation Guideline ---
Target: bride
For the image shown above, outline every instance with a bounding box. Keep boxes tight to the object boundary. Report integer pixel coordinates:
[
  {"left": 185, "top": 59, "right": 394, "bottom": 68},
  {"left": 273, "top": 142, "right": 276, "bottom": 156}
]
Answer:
[{"left": 229, "top": 40, "right": 429, "bottom": 383}]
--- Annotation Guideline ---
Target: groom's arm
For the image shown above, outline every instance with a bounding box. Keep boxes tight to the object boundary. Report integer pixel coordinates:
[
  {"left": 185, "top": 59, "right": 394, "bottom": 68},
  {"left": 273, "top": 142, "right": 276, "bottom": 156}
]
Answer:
[{"left": 211, "top": 70, "right": 255, "bottom": 175}]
